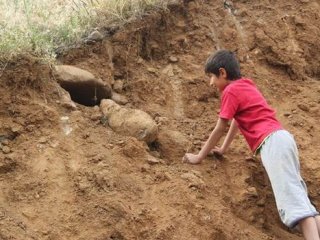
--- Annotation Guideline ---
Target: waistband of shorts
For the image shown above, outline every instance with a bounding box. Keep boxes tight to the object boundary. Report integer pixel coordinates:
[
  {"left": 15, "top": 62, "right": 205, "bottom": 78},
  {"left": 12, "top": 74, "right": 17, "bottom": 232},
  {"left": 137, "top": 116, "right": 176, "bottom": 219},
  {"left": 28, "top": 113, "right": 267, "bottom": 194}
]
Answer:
[{"left": 254, "top": 130, "right": 285, "bottom": 156}]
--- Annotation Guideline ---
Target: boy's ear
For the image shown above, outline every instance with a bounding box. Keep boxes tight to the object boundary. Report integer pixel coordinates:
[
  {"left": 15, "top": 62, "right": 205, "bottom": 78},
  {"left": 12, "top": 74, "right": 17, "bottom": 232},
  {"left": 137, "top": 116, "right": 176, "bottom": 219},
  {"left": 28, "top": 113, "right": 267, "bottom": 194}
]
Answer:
[{"left": 219, "top": 68, "right": 227, "bottom": 79}]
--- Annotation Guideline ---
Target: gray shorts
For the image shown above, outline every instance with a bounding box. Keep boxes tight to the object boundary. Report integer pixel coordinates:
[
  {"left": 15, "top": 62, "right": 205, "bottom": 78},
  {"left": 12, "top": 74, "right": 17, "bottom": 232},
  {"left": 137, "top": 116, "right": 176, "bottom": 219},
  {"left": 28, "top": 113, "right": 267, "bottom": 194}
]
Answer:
[{"left": 260, "top": 130, "right": 319, "bottom": 228}]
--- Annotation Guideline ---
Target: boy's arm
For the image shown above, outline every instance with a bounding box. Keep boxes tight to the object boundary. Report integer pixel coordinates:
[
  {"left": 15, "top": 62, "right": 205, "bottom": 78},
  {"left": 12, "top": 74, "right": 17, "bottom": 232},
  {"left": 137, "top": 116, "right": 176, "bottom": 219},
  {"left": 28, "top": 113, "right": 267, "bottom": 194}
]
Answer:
[
  {"left": 216, "top": 118, "right": 238, "bottom": 155},
  {"left": 183, "top": 118, "right": 229, "bottom": 164}
]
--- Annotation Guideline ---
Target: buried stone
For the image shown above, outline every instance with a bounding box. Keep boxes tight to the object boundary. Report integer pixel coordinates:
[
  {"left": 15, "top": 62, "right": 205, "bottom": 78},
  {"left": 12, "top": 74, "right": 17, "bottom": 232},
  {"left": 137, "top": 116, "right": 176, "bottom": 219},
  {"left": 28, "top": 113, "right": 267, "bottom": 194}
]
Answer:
[
  {"left": 100, "top": 99, "right": 158, "bottom": 143},
  {"left": 54, "top": 65, "right": 112, "bottom": 106}
]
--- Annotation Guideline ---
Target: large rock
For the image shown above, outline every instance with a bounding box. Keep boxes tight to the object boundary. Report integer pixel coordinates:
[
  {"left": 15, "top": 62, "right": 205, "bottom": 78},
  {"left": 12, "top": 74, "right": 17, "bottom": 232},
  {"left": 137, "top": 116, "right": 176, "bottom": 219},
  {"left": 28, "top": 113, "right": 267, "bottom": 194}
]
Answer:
[
  {"left": 54, "top": 65, "right": 112, "bottom": 106},
  {"left": 100, "top": 99, "right": 158, "bottom": 143}
]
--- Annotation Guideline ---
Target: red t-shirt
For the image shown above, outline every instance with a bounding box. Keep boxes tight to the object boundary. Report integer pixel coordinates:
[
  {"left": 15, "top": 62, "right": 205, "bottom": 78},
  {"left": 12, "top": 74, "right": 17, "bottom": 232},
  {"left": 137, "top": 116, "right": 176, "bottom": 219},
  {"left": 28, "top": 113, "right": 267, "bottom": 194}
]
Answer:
[{"left": 219, "top": 78, "right": 283, "bottom": 152}]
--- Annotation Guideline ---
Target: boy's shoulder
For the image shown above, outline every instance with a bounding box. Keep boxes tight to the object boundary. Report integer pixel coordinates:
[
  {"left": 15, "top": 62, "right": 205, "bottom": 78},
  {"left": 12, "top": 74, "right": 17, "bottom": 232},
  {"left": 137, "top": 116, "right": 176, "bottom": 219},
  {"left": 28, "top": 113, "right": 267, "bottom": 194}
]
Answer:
[
  {"left": 223, "top": 78, "right": 257, "bottom": 98},
  {"left": 234, "top": 78, "right": 255, "bottom": 85},
  {"left": 226, "top": 78, "right": 255, "bottom": 90}
]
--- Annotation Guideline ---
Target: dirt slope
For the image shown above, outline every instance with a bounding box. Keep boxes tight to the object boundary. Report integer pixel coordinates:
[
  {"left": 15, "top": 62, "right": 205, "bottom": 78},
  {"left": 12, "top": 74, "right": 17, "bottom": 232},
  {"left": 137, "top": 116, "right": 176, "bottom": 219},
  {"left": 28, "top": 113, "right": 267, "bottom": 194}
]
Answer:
[{"left": 0, "top": 0, "right": 320, "bottom": 239}]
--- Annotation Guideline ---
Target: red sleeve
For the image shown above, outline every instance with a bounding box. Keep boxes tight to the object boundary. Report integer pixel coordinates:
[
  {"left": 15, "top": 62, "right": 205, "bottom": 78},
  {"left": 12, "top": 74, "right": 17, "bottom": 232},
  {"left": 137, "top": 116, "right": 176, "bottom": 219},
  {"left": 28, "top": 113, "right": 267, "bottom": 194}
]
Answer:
[{"left": 219, "top": 90, "right": 239, "bottom": 120}]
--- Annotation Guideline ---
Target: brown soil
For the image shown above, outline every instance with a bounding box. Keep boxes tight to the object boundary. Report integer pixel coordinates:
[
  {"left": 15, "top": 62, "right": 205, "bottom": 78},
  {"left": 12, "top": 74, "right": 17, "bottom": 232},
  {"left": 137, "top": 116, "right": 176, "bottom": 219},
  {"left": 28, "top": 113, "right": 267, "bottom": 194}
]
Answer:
[{"left": 1, "top": 0, "right": 320, "bottom": 239}]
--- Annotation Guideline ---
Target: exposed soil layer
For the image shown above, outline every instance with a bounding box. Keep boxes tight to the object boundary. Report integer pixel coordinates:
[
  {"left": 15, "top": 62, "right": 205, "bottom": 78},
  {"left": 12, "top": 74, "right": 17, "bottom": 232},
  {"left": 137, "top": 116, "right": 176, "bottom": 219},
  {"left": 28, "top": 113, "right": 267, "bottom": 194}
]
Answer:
[{"left": 1, "top": 0, "right": 320, "bottom": 239}]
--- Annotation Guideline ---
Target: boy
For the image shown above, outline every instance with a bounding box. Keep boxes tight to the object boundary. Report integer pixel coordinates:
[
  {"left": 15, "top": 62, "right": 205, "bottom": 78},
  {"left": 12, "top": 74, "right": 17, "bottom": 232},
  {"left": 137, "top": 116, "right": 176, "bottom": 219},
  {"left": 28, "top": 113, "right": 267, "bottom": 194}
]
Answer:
[{"left": 182, "top": 50, "right": 320, "bottom": 239}]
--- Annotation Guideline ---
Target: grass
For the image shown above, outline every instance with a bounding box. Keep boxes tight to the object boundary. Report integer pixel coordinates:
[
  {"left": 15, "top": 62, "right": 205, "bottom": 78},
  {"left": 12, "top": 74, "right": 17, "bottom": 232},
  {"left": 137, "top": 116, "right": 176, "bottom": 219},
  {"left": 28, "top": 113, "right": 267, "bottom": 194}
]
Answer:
[{"left": 0, "top": 0, "right": 169, "bottom": 62}]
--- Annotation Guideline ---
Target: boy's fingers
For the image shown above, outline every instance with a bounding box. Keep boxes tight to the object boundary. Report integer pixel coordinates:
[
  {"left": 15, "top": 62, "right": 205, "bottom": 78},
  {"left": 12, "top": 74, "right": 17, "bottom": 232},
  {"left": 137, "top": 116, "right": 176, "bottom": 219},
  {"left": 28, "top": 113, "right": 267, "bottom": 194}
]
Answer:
[
  {"left": 213, "top": 152, "right": 223, "bottom": 160},
  {"left": 182, "top": 155, "right": 189, "bottom": 163}
]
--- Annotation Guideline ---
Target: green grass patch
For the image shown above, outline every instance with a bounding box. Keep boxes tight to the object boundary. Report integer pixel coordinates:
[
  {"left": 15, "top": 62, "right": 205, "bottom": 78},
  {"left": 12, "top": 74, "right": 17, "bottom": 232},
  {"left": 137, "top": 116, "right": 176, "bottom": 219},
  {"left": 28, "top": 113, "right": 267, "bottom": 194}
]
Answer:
[{"left": 0, "top": 0, "right": 169, "bottom": 62}]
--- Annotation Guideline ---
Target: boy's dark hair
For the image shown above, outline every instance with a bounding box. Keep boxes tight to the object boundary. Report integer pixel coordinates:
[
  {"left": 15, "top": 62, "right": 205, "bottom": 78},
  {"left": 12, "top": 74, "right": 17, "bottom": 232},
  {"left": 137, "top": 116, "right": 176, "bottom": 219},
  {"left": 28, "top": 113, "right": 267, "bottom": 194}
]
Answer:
[{"left": 205, "top": 50, "right": 241, "bottom": 80}]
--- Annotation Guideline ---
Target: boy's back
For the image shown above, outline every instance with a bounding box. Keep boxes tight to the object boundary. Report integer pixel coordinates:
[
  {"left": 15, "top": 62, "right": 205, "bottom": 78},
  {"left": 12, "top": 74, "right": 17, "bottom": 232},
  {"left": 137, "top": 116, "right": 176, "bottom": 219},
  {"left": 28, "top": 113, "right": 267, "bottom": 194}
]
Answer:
[{"left": 219, "top": 78, "right": 282, "bottom": 151}]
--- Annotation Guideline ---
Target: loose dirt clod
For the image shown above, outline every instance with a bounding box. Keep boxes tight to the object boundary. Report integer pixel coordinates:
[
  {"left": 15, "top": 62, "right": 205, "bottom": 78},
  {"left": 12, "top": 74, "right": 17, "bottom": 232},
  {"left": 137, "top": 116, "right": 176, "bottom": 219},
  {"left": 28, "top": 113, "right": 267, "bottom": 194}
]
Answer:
[{"left": 157, "top": 128, "right": 191, "bottom": 161}]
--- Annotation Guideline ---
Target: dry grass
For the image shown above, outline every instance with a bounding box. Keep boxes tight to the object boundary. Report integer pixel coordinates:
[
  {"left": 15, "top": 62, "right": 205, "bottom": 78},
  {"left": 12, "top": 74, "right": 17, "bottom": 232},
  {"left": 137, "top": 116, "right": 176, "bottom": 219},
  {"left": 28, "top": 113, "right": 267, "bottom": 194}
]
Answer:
[{"left": 0, "top": 0, "right": 169, "bottom": 62}]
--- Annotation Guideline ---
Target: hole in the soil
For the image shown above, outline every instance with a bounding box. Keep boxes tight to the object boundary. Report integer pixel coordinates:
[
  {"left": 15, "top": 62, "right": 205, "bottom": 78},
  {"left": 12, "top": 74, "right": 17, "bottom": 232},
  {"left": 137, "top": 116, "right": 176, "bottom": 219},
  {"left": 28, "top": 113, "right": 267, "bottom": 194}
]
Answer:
[
  {"left": 140, "top": 30, "right": 151, "bottom": 60},
  {"left": 60, "top": 82, "right": 111, "bottom": 107},
  {"left": 0, "top": 133, "right": 16, "bottom": 142},
  {"left": 148, "top": 140, "right": 162, "bottom": 158},
  {"left": 148, "top": 140, "right": 160, "bottom": 152}
]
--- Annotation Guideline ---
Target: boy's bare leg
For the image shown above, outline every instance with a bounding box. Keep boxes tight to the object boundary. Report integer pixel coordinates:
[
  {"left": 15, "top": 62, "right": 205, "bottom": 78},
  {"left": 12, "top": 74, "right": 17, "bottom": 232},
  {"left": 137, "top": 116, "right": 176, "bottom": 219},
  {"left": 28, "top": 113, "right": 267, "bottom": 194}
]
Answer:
[
  {"left": 299, "top": 217, "right": 320, "bottom": 240},
  {"left": 315, "top": 215, "right": 320, "bottom": 236}
]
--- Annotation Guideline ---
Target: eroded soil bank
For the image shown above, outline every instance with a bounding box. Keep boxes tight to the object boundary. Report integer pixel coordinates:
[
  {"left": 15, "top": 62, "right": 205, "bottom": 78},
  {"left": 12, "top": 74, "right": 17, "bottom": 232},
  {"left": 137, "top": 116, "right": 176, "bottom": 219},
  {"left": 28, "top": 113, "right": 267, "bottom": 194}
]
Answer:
[{"left": 0, "top": 0, "right": 320, "bottom": 239}]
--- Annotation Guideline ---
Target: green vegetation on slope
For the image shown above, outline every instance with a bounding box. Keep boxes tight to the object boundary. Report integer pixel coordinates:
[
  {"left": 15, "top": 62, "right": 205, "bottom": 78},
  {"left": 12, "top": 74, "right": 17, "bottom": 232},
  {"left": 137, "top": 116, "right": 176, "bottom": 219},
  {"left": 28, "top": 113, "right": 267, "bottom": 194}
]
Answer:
[{"left": 0, "top": 0, "right": 168, "bottom": 61}]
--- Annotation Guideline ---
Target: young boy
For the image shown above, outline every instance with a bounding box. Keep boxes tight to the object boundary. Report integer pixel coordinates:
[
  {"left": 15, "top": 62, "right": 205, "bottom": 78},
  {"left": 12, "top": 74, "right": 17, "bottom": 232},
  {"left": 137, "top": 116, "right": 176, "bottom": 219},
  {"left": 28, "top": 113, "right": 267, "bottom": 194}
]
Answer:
[{"left": 182, "top": 50, "right": 320, "bottom": 239}]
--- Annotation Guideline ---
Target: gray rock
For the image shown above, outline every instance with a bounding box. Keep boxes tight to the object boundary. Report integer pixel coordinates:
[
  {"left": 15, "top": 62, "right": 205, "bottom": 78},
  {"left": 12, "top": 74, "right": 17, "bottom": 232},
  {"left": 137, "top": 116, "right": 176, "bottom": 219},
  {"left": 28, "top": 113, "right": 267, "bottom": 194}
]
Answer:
[
  {"left": 147, "top": 156, "right": 160, "bottom": 165},
  {"left": 100, "top": 99, "right": 158, "bottom": 143},
  {"left": 111, "top": 92, "right": 128, "bottom": 105},
  {"left": 169, "top": 56, "right": 179, "bottom": 63},
  {"left": 257, "top": 198, "right": 266, "bottom": 207},
  {"left": 246, "top": 187, "right": 258, "bottom": 198},
  {"left": 2, "top": 146, "right": 11, "bottom": 154},
  {"left": 88, "top": 30, "right": 104, "bottom": 41},
  {"left": 113, "top": 80, "right": 124, "bottom": 93},
  {"left": 147, "top": 67, "right": 157, "bottom": 74},
  {"left": 60, "top": 88, "right": 77, "bottom": 110},
  {"left": 54, "top": 65, "right": 96, "bottom": 83}
]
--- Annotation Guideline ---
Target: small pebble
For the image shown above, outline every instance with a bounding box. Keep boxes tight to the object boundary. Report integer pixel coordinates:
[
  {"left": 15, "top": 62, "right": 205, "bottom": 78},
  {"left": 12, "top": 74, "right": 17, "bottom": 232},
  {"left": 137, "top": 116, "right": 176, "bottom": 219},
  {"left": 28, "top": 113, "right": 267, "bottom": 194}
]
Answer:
[
  {"left": 169, "top": 56, "right": 179, "bottom": 63},
  {"left": 147, "top": 67, "right": 157, "bottom": 74},
  {"left": 113, "top": 80, "right": 124, "bottom": 93},
  {"left": 298, "top": 104, "right": 309, "bottom": 112},
  {"left": 257, "top": 198, "right": 266, "bottom": 207},
  {"left": 2, "top": 146, "right": 11, "bottom": 154},
  {"left": 246, "top": 186, "right": 258, "bottom": 197},
  {"left": 147, "top": 156, "right": 160, "bottom": 165},
  {"left": 87, "top": 30, "right": 104, "bottom": 41}
]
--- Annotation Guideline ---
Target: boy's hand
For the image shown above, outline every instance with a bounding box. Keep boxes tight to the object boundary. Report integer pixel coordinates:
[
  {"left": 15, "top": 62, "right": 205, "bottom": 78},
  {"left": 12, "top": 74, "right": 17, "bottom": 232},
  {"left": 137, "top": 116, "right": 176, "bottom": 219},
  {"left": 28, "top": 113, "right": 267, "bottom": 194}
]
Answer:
[
  {"left": 208, "top": 146, "right": 225, "bottom": 160},
  {"left": 210, "top": 146, "right": 225, "bottom": 156},
  {"left": 182, "top": 153, "right": 202, "bottom": 164}
]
